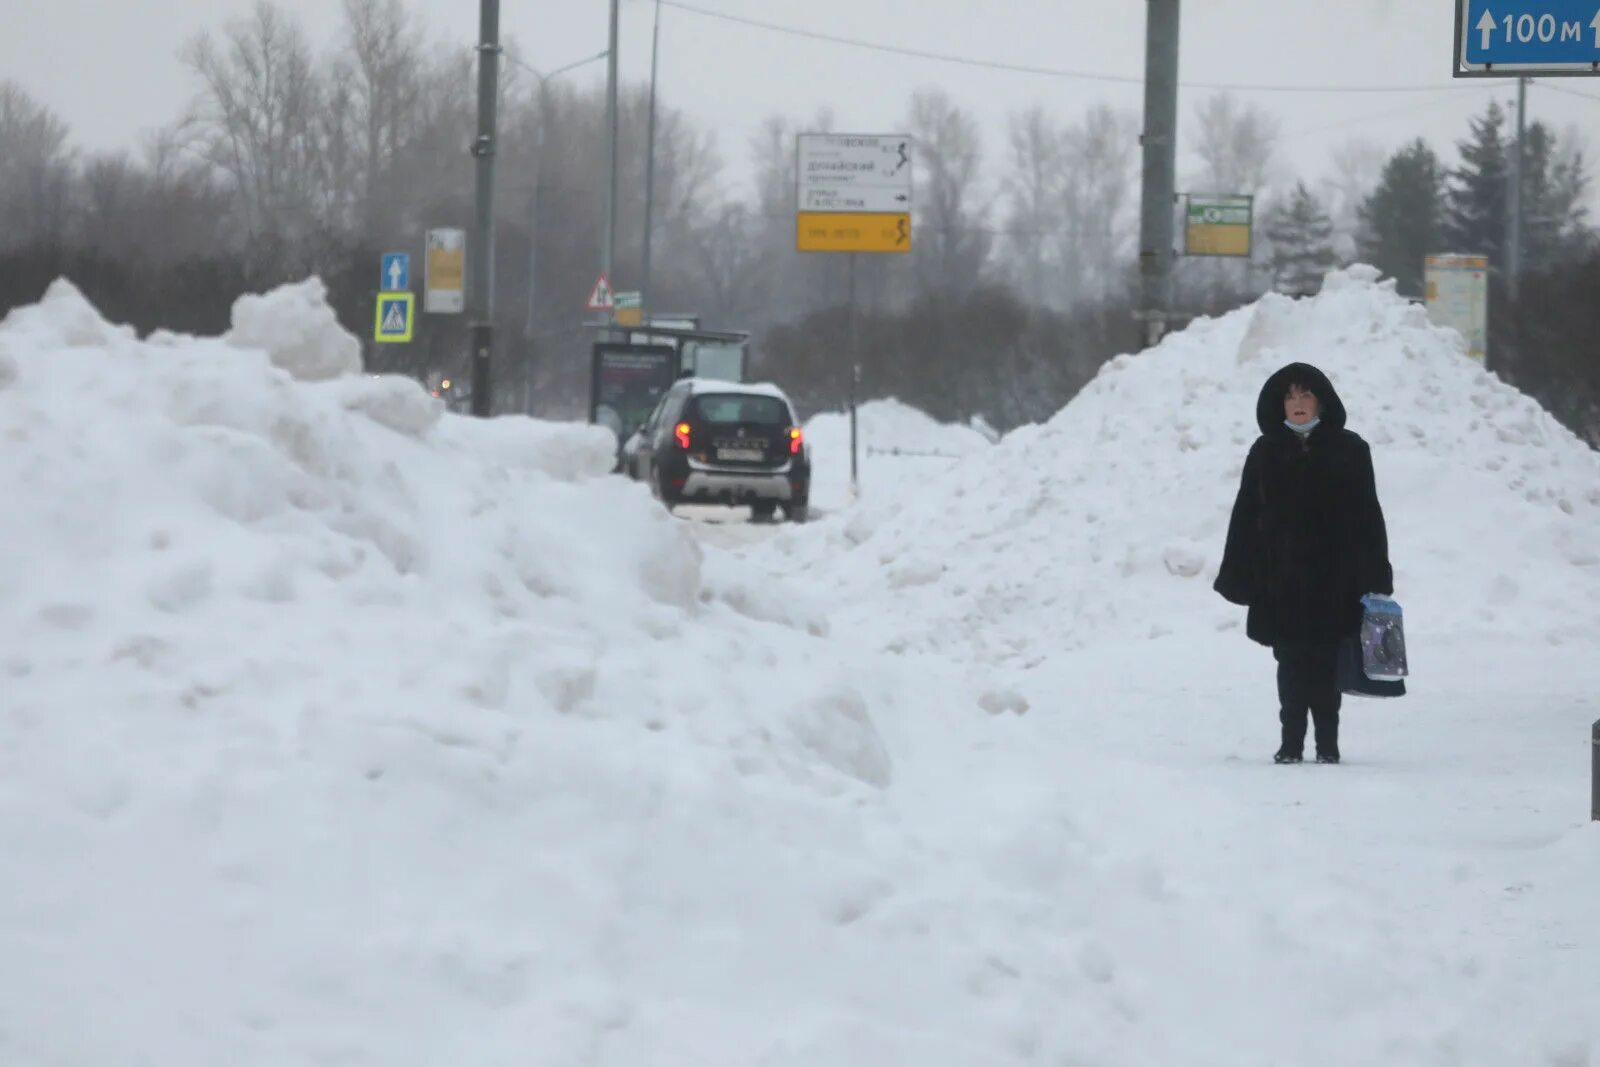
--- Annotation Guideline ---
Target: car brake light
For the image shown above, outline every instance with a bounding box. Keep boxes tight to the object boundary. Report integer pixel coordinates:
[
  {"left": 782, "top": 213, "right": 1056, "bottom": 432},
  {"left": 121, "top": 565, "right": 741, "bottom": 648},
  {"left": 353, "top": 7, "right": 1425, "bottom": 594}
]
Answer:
[
  {"left": 675, "top": 422, "right": 692, "bottom": 450},
  {"left": 788, "top": 427, "right": 803, "bottom": 455}
]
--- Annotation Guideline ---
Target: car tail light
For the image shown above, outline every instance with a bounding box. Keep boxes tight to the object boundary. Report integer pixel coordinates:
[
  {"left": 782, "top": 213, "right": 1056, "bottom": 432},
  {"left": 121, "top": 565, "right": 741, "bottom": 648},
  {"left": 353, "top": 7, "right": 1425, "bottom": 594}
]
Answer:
[
  {"left": 788, "top": 427, "right": 803, "bottom": 455},
  {"left": 675, "top": 422, "right": 691, "bottom": 450}
]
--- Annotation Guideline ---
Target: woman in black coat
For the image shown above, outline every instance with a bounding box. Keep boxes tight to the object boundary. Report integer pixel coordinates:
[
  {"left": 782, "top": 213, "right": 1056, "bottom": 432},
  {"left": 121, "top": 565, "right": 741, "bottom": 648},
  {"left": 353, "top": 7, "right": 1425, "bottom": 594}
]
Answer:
[{"left": 1214, "top": 362, "right": 1394, "bottom": 764}]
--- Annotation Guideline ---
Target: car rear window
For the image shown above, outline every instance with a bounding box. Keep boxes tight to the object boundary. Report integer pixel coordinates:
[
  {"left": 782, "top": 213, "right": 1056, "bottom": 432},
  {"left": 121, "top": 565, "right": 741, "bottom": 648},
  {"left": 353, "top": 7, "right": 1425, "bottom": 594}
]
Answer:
[{"left": 688, "top": 394, "right": 790, "bottom": 425}]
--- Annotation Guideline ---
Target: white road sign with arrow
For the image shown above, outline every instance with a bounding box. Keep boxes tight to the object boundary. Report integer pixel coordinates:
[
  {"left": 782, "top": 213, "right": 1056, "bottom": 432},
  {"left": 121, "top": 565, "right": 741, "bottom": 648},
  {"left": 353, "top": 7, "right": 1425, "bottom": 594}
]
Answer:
[{"left": 798, "top": 134, "right": 914, "bottom": 214}]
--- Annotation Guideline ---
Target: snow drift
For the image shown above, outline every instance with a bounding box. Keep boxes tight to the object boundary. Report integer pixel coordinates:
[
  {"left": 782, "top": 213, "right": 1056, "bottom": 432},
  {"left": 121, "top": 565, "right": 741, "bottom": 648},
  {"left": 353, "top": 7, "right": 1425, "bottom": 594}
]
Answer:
[
  {"left": 1, "top": 272, "right": 1596, "bottom": 1067},
  {"left": 780, "top": 265, "right": 1600, "bottom": 665}
]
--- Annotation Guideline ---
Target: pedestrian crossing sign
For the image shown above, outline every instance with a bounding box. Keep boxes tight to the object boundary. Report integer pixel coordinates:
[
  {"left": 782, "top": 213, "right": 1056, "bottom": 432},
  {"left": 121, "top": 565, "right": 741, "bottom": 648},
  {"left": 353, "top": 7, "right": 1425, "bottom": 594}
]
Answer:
[{"left": 374, "top": 292, "right": 415, "bottom": 343}]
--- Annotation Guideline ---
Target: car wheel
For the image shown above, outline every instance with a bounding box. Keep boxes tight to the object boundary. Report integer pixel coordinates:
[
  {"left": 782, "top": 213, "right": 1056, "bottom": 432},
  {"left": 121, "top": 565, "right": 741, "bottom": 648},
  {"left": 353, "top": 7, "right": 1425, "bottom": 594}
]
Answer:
[
  {"left": 787, "top": 499, "right": 809, "bottom": 524},
  {"left": 751, "top": 501, "right": 778, "bottom": 522},
  {"left": 656, "top": 469, "right": 677, "bottom": 512}
]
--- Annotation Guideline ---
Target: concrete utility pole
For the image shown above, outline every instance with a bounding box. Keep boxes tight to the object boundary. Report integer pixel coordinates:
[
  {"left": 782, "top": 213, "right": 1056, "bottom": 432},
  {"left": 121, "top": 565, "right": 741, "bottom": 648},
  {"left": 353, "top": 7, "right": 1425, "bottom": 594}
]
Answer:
[
  {"left": 468, "top": 0, "right": 501, "bottom": 417},
  {"left": 1507, "top": 76, "right": 1528, "bottom": 303},
  {"left": 602, "top": 0, "right": 621, "bottom": 316},
  {"left": 521, "top": 49, "right": 609, "bottom": 413},
  {"left": 1137, "top": 0, "right": 1180, "bottom": 351}
]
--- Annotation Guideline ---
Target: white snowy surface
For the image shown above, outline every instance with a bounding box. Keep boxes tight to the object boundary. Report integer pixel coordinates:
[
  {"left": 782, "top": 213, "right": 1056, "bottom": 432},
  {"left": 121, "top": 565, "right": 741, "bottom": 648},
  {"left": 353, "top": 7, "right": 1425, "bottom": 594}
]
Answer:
[
  {"left": 1, "top": 271, "right": 1597, "bottom": 1066},
  {"left": 802, "top": 399, "right": 994, "bottom": 514}
]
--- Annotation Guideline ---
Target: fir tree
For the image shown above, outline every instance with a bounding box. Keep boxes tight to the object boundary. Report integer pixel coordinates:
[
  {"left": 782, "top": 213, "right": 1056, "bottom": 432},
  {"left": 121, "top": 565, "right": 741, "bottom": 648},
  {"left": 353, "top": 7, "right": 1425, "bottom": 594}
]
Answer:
[
  {"left": 1445, "top": 102, "right": 1508, "bottom": 263},
  {"left": 1263, "top": 182, "right": 1336, "bottom": 296},
  {"left": 1357, "top": 139, "right": 1445, "bottom": 299}
]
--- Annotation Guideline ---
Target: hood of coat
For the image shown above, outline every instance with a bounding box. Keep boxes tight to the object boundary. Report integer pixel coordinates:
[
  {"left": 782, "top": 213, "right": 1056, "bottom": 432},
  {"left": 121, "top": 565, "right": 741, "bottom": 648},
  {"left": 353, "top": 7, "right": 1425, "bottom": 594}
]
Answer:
[{"left": 1255, "top": 362, "right": 1348, "bottom": 436}]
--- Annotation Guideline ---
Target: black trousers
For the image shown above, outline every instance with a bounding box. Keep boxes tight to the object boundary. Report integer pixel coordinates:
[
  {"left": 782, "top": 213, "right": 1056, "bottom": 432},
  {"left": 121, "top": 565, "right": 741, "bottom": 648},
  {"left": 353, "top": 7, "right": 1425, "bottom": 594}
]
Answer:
[{"left": 1273, "top": 640, "right": 1342, "bottom": 755}]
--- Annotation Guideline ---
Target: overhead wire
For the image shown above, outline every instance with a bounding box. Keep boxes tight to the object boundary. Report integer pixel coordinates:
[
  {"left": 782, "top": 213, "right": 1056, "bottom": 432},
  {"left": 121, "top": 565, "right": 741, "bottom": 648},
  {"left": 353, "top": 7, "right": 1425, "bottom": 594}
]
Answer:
[
  {"left": 1535, "top": 82, "right": 1600, "bottom": 103},
  {"left": 659, "top": 0, "right": 1511, "bottom": 95}
]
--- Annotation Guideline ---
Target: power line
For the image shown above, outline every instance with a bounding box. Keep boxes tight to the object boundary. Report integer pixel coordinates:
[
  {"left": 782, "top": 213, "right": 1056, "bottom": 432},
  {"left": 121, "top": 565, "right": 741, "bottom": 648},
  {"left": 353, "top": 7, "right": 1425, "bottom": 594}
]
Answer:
[
  {"left": 660, "top": 0, "right": 1505, "bottom": 95},
  {"left": 1537, "top": 82, "right": 1600, "bottom": 103},
  {"left": 1278, "top": 84, "right": 1502, "bottom": 141}
]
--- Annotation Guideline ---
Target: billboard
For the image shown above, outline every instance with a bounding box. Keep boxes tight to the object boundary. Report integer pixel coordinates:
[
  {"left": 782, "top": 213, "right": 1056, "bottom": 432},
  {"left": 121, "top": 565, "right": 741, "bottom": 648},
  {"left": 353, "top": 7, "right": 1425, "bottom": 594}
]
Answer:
[{"left": 1184, "top": 195, "right": 1253, "bottom": 258}]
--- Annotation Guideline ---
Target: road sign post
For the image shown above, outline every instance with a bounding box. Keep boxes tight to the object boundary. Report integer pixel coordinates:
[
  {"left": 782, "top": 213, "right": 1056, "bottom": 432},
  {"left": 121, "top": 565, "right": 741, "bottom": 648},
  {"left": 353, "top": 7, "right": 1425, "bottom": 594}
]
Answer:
[
  {"left": 1183, "top": 195, "right": 1254, "bottom": 258},
  {"left": 424, "top": 229, "right": 466, "bottom": 314},
  {"left": 381, "top": 253, "right": 410, "bottom": 292},
  {"left": 796, "top": 134, "right": 913, "bottom": 254},
  {"left": 1454, "top": 0, "right": 1600, "bottom": 76},
  {"left": 796, "top": 133, "right": 913, "bottom": 496},
  {"left": 374, "top": 292, "right": 416, "bottom": 344},
  {"left": 586, "top": 274, "right": 615, "bottom": 313},
  {"left": 614, "top": 290, "right": 643, "bottom": 327},
  {"left": 1424, "top": 254, "right": 1491, "bottom": 364}
]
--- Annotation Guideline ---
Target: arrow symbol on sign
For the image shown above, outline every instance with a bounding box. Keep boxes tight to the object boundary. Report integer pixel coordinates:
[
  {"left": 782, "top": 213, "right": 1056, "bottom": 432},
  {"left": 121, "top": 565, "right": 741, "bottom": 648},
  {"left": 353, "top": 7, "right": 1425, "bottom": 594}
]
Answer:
[
  {"left": 388, "top": 259, "right": 404, "bottom": 288},
  {"left": 1592, "top": 8, "right": 1600, "bottom": 46},
  {"left": 1477, "top": 8, "right": 1496, "bottom": 49}
]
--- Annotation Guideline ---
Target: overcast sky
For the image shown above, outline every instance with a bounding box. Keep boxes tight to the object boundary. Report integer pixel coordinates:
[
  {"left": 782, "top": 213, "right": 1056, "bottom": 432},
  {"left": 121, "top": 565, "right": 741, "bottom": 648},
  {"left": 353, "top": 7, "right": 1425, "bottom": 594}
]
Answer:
[{"left": 5, "top": 0, "right": 1597, "bottom": 204}]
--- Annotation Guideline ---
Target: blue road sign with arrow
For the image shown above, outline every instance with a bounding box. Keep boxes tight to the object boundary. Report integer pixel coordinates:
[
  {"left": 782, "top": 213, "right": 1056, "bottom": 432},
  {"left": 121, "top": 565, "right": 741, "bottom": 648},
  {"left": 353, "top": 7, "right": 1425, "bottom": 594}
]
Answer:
[
  {"left": 381, "top": 252, "right": 410, "bottom": 291},
  {"left": 1457, "top": 0, "right": 1600, "bottom": 75}
]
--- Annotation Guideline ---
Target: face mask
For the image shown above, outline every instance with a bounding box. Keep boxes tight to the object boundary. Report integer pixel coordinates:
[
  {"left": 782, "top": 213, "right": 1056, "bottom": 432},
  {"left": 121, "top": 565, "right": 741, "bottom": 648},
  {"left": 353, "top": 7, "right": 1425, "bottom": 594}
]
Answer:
[{"left": 1285, "top": 416, "right": 1321, "bottom": 435}]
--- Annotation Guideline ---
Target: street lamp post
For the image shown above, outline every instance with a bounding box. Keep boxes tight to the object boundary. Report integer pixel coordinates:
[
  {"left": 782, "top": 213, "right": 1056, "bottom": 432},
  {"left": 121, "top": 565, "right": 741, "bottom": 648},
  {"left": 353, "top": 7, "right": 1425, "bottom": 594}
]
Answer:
[{"left": 518, "top": 50, "right": 608, "bottom": 414}]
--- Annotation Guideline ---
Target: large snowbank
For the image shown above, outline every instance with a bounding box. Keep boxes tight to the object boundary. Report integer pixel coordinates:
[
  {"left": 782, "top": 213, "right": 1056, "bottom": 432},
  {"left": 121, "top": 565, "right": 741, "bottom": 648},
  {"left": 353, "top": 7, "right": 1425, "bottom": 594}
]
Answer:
[
  {"left": 778, "top": 266, "right": 1600, "bottom": 664},
  {"left": 0, "top": 280, "right": 987, "bottom": 1065}
]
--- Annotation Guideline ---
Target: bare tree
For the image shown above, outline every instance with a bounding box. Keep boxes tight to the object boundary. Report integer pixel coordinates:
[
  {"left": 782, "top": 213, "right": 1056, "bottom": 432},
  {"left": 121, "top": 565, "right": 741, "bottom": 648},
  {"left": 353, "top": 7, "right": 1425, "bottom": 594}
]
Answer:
[
  {"left": 906, "top": 88, "right": 991, "bottom": 296},
  {"left": 181, "top": 0, "right": 328, "bottom": 271},
  {"left": 1191, "top": 93, "right": 1279, "bottom": 196},
  {"left": 1181, "top": 93, "right": 1281, "bottom": 310},
  {"left": 338, "top": 0, "right": 425, "bottom": 234},
  {"left": 0, "top": 81, "right": 75, "bottom": 251},
  {"left": 1320, "top": 138, "right": 1385, "bottom": 261},
  {"left": 1001, "top": 105, "right": 1063, "bottom": 308},
  {"left": 1058, "top": 103, "right": 1140, "bottom": 309}
]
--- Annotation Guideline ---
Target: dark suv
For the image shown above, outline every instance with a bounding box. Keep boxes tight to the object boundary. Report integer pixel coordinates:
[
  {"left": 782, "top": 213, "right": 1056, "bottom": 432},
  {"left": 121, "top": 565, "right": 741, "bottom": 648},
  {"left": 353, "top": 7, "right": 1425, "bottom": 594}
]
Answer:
[{"left": 625, "top": 380, "right": 810, "bottom": 522}]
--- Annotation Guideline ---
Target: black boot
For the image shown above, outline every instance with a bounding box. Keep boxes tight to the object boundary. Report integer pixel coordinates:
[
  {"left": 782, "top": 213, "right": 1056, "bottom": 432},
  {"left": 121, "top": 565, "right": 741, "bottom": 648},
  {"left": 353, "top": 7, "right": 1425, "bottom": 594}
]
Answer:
[
  {"left": 1273, "top": 745, "right": 1304, "bottom": 764},
  {"left": 1314, "top": 724, "right": 1340, "bottom": 765}
]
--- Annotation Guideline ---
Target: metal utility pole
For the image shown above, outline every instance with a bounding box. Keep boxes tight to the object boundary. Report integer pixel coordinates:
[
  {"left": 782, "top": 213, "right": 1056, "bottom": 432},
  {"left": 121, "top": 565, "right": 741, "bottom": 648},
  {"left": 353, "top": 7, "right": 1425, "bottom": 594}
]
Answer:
[
  {"left": 522, "top": 50, "right": 609, "bottom": 413},
  {"left": 1137, "top": 0, "right": 1180, "bottom": 351},
  {"left": 468, "top": 0, "right": 501, "bottom": 417},
  {"left": 1507, "top": 76, "right": 1528, "bottom": 303},
  {"left": 847, "top": 253, "right": 859, "bottom": 495},
  {"left": 602, "top": 0, "right": 621, "bottom": 317},
  {"left": 641, "top": 0, "right": 663, "bottom": 318}
]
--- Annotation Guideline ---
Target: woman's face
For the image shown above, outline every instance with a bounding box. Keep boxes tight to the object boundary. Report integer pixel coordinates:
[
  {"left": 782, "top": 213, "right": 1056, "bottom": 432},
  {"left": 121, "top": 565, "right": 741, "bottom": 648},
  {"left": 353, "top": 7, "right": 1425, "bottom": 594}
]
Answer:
[{"left": 1284, "top": 384, "right": 1320, "bottom": 426}]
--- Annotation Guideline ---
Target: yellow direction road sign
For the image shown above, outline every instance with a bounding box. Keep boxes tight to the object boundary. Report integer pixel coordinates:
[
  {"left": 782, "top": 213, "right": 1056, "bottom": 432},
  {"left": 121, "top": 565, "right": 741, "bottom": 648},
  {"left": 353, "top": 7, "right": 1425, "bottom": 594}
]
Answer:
[
  {"left": 1184, "top": 195, "right": 1253, "bottom": 258},
  {"left": 374, "top": 292, "right": 416, "bottom": 343},
  {"left": 797, "top": 212, "right": 911, "bottom": 254}
]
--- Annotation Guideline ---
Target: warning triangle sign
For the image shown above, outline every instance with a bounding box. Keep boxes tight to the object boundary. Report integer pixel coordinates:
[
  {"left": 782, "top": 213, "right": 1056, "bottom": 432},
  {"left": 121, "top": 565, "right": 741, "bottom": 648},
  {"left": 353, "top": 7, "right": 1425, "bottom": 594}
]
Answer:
[
  {"left": 586, "top": 273, "right": 615, "bottom": 311},
  {"left": 381, "top": 302, "right": 407, "bottom": 332}
]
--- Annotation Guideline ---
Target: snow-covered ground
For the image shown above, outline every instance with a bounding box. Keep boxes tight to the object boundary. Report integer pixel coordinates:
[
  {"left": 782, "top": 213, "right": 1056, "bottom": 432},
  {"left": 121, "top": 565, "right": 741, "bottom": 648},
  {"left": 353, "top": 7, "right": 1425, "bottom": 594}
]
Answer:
[{"left": 1, "top": 269, "right": 1596, "bottom": 1066}]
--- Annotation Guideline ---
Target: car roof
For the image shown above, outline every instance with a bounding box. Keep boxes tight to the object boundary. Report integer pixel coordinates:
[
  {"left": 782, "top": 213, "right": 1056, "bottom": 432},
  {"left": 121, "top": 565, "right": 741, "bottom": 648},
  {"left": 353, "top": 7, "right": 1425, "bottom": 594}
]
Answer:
[{"left": 683, "top": 378, "right": 792, "bottom": 402}]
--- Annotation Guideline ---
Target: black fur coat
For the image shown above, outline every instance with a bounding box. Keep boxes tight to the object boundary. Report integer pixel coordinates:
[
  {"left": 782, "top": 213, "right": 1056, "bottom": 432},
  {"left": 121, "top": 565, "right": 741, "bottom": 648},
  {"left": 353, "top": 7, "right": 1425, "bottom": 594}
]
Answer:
[{"left": 1214, "top": 363, "right": 1394, "bottom": 647}]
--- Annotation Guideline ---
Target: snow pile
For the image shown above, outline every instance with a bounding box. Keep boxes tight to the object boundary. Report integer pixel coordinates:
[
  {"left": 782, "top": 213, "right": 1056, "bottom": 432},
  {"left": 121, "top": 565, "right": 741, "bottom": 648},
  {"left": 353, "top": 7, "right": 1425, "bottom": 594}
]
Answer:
[
  {"left": 2, "top": 276, "right": 1595, "bottom": 1066},
  {"left": 779, "top": 266, "right": 1600, "bottom": 664},
  {"left": 803, "top": 399, "right": 993, "bottom": 511},
  {"left": 0, "top": 280, "right": 984, "bottom": 1065},
  {"left": 226, "top": 277, "right": 363, "bottom": 381}
]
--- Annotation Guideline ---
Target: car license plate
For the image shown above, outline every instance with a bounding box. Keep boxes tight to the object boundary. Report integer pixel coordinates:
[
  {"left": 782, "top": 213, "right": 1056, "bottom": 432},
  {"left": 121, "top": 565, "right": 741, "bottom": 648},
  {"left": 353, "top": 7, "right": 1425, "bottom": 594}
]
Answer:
[{"left": 717, "top": 447, "right": 764, "bottom": 462}]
